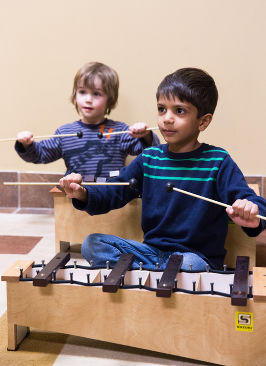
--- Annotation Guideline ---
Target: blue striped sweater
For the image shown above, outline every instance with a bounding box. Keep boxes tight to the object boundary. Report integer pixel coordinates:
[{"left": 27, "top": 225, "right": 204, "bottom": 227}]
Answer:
[
  {"left": 73, "top": 143, "right": 266, "bottom": 269},
  {"left": 15, "top": 118, "right": 160, "bottom": 179}
]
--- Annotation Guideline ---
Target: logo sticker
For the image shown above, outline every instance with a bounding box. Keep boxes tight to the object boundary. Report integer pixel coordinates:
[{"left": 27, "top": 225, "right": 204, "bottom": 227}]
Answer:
[{"left": 235, "top": 312, "right": 253, "bottom": 332}]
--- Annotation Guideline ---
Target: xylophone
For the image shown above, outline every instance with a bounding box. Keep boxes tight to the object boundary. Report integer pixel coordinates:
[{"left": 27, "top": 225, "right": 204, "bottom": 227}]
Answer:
[{"left": 2, "top": 249, "right": 266, "bottom": 366}]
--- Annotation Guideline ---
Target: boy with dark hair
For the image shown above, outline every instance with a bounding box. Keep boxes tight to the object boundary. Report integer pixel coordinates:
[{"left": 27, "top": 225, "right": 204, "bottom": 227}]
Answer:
[
  {"left": 59, "top": 67, "right": 266, "bottom": 270},
  {"left": 15, "top": 62, "right": 160, "bottom": 179}
]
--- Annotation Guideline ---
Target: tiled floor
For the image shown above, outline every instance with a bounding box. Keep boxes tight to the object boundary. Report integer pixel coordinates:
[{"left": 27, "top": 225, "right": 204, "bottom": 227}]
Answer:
[{"left": 0, "top": 207, "right": 54, "bottom": 214}]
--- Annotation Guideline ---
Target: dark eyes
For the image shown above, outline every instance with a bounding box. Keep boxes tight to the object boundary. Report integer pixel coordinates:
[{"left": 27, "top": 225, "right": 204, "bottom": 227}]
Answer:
[
  {"left": 157, "top": 106, "right": 185, "bottom": 114},
  {"left": 157, "top": 106, "right": 165, "bottom": 113},
  {"left": 77, "top": 89, "right": 101, "bottom": 96}
]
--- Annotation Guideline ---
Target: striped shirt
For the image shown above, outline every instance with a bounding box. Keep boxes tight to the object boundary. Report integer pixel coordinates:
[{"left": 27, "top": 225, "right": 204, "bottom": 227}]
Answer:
[
  {"left": 15, "top": 119, "right": 160, "bottom": 179},
  {"left": 74, "top": 143, "right": 266, "bottom": 269}
]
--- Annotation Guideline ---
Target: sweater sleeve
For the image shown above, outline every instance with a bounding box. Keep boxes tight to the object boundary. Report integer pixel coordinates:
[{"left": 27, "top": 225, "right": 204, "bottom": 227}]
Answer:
[
  {"left": 73, "top": 154, "right": 143, "bottom": 215},
  {"left": 14, "top": 128, "right": 63, "bottom": 164},
  {"left": 119, "top": 128, "right": 160, "bottom": 155},
  {"left": 216, "top": 155, "right": 266, "bottom": 236},
  {"left": 146, "top": 131, "right": 161, "bottom": 147}
]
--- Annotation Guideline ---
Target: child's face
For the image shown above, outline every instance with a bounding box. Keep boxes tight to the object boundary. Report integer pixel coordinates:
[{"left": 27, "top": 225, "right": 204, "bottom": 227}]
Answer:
[
  {"left": 157, "top": 95, "right": 204, "bottom": 153},
  {"left": 75, "top": 76, "right": 108, "bottom": 124}
]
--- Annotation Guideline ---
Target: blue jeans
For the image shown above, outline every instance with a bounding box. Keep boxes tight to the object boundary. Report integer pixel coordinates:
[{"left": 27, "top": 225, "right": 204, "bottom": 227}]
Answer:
[{"left": 81, "top": 233, "right": 208, "bottom": 271}]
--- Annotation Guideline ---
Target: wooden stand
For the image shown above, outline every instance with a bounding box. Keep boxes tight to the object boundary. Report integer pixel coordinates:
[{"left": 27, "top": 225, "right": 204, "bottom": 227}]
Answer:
[
  {"left": 225, "top": 222, "right": 256, "bottom": 268},
  {"left": 50, "top": 187, "right": 143, "bottom": 253},
  {"left": 50, "top": 187, "right": 257, "bottom": 268},
  {"left": 2, "top": 260, "right": 266, "bottom": 366}
]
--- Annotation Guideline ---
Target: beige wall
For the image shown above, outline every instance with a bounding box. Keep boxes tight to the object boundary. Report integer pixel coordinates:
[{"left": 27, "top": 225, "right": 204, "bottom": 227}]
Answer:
[{"left": 0, "top": 0, "right": 265, "bottom": 175}]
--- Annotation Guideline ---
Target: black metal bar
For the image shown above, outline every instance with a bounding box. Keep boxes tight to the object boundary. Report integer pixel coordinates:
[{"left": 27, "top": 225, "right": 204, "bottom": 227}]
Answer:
[
  {"left": 231, "top": 256, "right": 249, "bottom": 306},
  {"left": 156, "top": 254, "right": 183, "bottom": 298},
  {"left": 102, "top": 254, "right": 134, "bottom": 293},
  {"left": 33, "top": 252, "right": 70, "bottom": 287}
]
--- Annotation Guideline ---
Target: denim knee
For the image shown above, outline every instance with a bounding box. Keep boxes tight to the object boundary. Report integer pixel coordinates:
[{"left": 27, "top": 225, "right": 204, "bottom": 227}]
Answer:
[
  {"left": 81, "top": 234, "right": 97, "bottom": 262},
  {"left": 181, "top": 252, "right": 208, "bottom": 271},
  {"left": 81, "top": 233, "right": 125, "bottom": 267}
]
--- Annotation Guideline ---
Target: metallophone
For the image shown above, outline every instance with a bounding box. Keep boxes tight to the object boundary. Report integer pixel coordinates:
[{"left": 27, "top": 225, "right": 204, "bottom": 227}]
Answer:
[{"left": 2, "top": 248, "right": 266, "bottom": 366}]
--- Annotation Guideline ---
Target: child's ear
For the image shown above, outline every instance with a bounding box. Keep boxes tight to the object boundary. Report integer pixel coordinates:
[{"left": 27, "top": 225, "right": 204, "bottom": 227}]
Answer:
[{"left": 198, "top": 114, "right": 212, "bottom": 131}]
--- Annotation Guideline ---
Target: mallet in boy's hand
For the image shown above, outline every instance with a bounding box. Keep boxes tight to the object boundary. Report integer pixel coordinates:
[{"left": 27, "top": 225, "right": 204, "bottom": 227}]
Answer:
[
  {"left": 97, "top": 126, "right": 159, "bottom": 139},
  {"left": 3, "top": 178, "right": 138, "bottom": 189},
  {"left": 0, "top": 131, "right": 83, "bottom": 142},
  {"left": 165, "top": 182, "right": 266, "bottom": 221}
]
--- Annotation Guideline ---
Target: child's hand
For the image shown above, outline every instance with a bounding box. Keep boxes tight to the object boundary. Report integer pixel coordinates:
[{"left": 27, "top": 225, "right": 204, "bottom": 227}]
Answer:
[
  {"left": 226, "top": 199, "right": 260, "bottom": 228},
  {"left": 59, "top": 173, "right": 88, "bottom": 202},
  {"left": 129, "top": 122, "right": 151, "bottom": 138},
  {"left": 17, "top": 131, "right": 34, "bottom": 147}
]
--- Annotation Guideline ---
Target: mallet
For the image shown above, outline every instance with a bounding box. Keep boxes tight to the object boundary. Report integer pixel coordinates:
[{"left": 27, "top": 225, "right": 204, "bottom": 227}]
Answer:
[
  {"left": 97, "top": 126, "right": 159, "bottom": 139},
  {"left": 3, "top": 178, "right": 138, "bottom": 189},
  {"left": 0, "top": 131, "right": 83, "bottom": 142},
  {"left": 165, "top": 182, "right": 266, "bottom": 221}
]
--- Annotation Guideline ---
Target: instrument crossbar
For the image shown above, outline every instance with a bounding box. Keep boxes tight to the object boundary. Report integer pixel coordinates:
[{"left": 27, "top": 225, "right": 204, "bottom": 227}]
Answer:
[
  {"left": 156, "top": 255, "right": 183, "bottom": 298},
  {"left": 231, "top": 256, "right": 250, "bottom": 306},
  {"left": 33, "top": 252, "right": 70, "bottom": 287},
  {"left": 102, "top": 254, "right": 135, "bottom": 293}
]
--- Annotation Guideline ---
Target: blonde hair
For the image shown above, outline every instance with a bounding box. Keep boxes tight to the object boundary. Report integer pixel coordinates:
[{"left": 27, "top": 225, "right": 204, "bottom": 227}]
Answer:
[{"left": 70, "top": 62, "right": 119, "bottom": 115}]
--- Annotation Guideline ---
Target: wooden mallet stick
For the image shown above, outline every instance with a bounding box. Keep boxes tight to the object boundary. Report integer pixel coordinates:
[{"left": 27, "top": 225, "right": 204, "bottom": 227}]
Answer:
[
  {"left": 0, "top": 131, "right": 83, "bottom": 142},
  {"left": 3, "top": 178, "right": 138, "bottom": 189},
  {"left": 97, "top": 126, "right": 159, "bottom": 139},
  {"left": 165, "top": 182, "right": 266, "bottom": 221}
]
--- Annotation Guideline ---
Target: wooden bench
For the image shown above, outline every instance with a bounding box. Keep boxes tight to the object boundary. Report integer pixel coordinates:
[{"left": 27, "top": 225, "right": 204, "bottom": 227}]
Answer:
[{"left": 50, "top": 187, "right": 143, "bottom": 253}]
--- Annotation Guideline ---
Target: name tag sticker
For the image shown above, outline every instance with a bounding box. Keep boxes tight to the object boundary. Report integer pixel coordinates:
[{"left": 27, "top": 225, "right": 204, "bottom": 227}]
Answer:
[{"left": 235, "top": 312, "right": 253, "bottom": 332}]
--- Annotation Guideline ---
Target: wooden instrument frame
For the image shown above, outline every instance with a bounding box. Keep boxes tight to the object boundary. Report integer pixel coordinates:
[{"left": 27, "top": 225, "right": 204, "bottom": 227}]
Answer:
[{"left": 2, "top": 260, "right": 266, "bottom": 366}]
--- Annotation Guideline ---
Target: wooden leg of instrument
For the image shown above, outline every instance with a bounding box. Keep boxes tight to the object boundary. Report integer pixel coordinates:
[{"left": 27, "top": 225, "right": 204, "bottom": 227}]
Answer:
[
  {"left": 7, "top": 323, "right": 29, "bottom": 351},
  {"left": 2, "top": 260, "right": 34, "bottom": 350}
]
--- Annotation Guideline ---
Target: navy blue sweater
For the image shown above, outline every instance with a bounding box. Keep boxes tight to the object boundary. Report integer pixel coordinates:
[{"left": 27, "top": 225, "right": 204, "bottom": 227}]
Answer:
[
  {"left": 15, "top": 118, "right": 160, "bottom": 179},
  {"left": 73, "top": 143, "right": 266, "bottom": 269}
]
